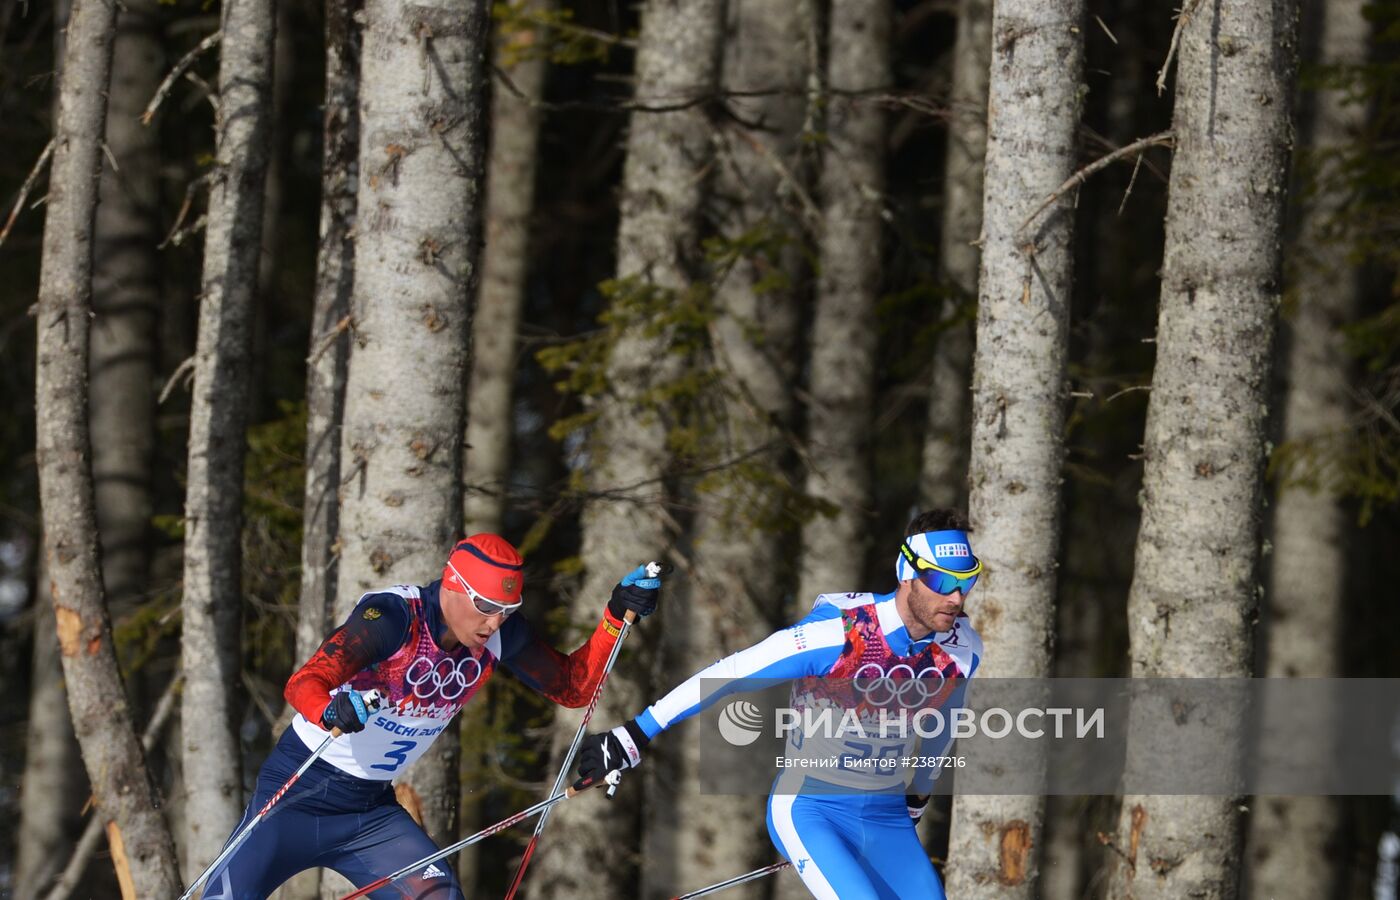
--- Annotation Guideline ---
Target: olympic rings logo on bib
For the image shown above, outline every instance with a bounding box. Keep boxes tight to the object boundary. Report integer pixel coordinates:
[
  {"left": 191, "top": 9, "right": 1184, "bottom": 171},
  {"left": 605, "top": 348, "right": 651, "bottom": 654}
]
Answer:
[
  {"left": 851, "top": 662, "right": 947, "bottom": 708},
  {"left": 405, "top": 655, "right": 483, "bottom": 701}
]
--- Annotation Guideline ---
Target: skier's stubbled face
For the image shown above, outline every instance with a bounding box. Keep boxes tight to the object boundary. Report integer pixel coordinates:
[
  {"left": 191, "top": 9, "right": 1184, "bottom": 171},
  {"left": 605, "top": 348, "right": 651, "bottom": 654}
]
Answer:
[
  {"left": 440, "top": 586, "right": 512, "bottom": 651},
  {"left": 901, "top": 578, "right": 967, "bottom": 639}
]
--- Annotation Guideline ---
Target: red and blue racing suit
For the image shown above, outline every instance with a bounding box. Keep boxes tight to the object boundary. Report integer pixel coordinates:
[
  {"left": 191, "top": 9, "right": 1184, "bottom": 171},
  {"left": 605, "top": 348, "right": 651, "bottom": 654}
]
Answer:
[{"left": 201, "top": 580, "right": 626, "bottom": 900}]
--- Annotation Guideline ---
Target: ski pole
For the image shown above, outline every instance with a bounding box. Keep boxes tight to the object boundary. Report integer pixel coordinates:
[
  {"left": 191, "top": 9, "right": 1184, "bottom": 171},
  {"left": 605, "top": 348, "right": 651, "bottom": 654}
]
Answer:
[
  {"left": 337, "top": 769, "right": 623, "bottom": 900},
  {"left": 672, "top": 861, "right": 793, "bottom": 899},
  {"left": 178, "top": 689, "right": 384, "bottom": 900},
  {"left": 502, "top": 560, "right": 664, "bottom": 899}
]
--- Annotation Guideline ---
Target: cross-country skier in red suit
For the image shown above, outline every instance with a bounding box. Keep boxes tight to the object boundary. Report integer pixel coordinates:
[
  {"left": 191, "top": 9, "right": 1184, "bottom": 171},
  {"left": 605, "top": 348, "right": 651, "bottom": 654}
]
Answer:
[{"left": 199, "top": 533, "right": 660, "bottom": 899}]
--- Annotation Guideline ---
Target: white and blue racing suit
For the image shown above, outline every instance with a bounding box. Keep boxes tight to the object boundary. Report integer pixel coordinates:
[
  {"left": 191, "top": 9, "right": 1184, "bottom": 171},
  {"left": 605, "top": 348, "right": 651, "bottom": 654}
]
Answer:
[{"left": 633, "top": 591, "right": 983, "bottom": 900}]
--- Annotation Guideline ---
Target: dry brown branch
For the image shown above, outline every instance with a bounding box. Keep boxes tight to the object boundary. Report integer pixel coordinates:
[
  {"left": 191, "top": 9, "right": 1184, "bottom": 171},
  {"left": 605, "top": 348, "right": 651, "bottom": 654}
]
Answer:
[
  {"left": 141, "top": 30, "right": 221, "bottom": 125},
  {"left": 100, "top": 141, "right": 120, "bottom": 174},
  {"left": 1094, "top": 14, "right": 1118, "bottom": 44},
  {"left": 182, "top": 71, "right": 219, "bottom": 120},
  {"left": 1018, "top": 130, "right": 1174, "bottom": 234},
  {"left": 1106, "top": 384, "right": 1152, "bottom": 404},
  {"left": 158, "top": 355, "right": 196, "bottom": 405},
  {"left": 1156, "top": 0, "right": 1203, "bottom": 96},
  {"left": 308, "top": 314, "right": 354, "bottom": 364},
  {"left": 1081, "top": 124, "right": 1169, "bottom": 184},
  {"left": 0, "top": 138, "right": 54, "bottom": 249},
  {"left": 1118, "top": 149, "right": 1146, "bottom": 215},
  {"left": 732, "top": 127, "right": 822, "bottom": 228},
  {"left": 164, "top": 213, "right": 206, "bottom": 247},
  {"left": 160, "top": 170, "right": 219, "bottom": 248}
]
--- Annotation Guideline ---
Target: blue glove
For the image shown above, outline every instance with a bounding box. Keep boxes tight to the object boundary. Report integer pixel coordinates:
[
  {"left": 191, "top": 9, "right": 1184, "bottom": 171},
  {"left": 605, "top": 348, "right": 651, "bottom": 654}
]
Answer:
[
  {"left": 608, "top": 562, "right": 663, "bottom": 619},
  {"left": 322, "top": 690, "right": 371, "bottom": 733}
]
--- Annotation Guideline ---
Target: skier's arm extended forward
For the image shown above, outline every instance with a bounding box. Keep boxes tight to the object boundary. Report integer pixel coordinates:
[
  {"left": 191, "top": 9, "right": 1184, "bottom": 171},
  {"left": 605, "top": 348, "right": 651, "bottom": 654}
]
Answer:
[
  {"left": 497, "top": 569, "right": 660, "bottom": 708},
  {"left": 577, "top": 605, "right": 847, "bottom": 774}
]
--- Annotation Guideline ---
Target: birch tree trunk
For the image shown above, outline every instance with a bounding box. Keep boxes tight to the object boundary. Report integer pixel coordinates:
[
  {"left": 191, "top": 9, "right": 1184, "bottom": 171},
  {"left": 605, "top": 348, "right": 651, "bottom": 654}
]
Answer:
[
  {"left": 454, "top": 6, "right": 552, "bottom": 889},
  {"left": 275, "top": 11, "right": 360, "bottom": 898},
  {"left": 1244, "top": 0, "right": 1366, "bottom": 894},
  {"left": 533, "top": 2, "right": 725, "bottom": 897},
  {"left": 32, "top": 0, "right": 181, "bottom": 892},
  {"left": 293, "top": 0, "right": 361, "bottom": 673},
  {"left": 15, "top": 4, "right": 94, "bottom": 893},
  {"left": 794, "top": 0, "right": 890, "bottom": 606},
  {"left": 1107, "top": 2, "right": 1300, "bottom": 897},
  {"left": 945, "top": 0, "right": 1084, "bottom": 895},
  {"left": 180, "top": 0, "right": 277, "bottom": 876},
  {"left": 335, "top": 0, "right": 490, "bottom": 851},
  {"left": 916, "top": 0, "right": 992, "bottom": 861},
  {"left": 19, "top": 6, "right": 167, "bottom": 892},
  {"left": 919, "top": 0, "right": 991, "bottom": 511},
  {"left": 462, "top": 0, "right": 552, "bottom": 537},
  {"left": 643, "top": 1, "right": 807, "bottom": 895}
]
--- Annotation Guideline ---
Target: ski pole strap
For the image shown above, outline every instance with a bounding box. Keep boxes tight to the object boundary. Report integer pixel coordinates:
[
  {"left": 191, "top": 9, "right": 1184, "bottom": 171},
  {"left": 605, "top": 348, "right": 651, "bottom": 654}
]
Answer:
[
  {"left": 622, "top": 560, "right": 667, "bottom": 590},
  {"left": 672, "top": 861, "right": 793, "bottom": 899}
]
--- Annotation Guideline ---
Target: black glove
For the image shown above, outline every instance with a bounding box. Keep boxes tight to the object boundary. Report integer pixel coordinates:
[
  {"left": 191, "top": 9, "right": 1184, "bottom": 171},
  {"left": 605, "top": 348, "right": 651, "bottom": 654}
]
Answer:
[
  {"left": 577, "top": 720, "right": 649, "bottom": 782},
  {"left": 607, "top": 563, "right": 662, "bottom": 620},
  {"left": 907, "top": 793, "right": 930, "bottom": 822},
  {"left": 322, "top": 690, "right": 372, "bottom": 733}
]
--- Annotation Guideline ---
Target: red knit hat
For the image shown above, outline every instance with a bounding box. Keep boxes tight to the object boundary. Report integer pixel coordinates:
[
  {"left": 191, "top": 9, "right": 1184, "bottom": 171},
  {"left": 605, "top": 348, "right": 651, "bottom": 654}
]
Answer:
[{"left": 443, "top": 534, "right": 524, "bottom": 602}]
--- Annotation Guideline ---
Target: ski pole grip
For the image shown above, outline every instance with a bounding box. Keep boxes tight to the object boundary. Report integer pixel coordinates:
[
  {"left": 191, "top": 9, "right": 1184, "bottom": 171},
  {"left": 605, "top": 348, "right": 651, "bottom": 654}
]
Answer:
[
  {"left": 330, "top": 689, "right": 385, "bottom": 738},
  {"left": 622, "top": 561, "right": 666, "bottom": 591},
  {"left": 567, "top": 769, "right": 624, "bottom": 799}
]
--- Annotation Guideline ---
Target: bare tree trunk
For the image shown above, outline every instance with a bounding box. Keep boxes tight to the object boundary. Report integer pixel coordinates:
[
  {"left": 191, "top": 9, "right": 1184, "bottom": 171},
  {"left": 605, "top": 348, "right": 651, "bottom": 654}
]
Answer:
[
  {"left": 180, "top": 0, "right": 277, "bottom": 876},
  {"left": 1244, "top": 0, "right": 1366, "bottom": 895},
  {"left": 293, "top": 0, "right": 361, "bottom": 675},
  {"left": 794, "top": 0, "right": 890, "bottom": 607},
  {"left": 945, "top": 0, "right": 1084, "bottom": 895},
  {"left": 919, "top": 0, "right": 991, "bottom": 511},
  {"left": 643, "top": 1, "right": 807, "bottom": 895},
  {"left": 275, "top": 10, "right": 360, "bottom": 899},
  {"left": 32, "top": 0, "right": 181, "bottom": 891},
  {"left": 334, "top": 0, "right": 490, "bottom": 852},
  {"left": 1107, "top": 2, "right": 1300, "bottom": 898},
  {"left": 462, "top": 0, "right": 552, "bottom": 537},
  {"left": 453, "top": 5, "right": 553, "bottom": 888},
  {"left": 16, "top": 7, "right": 90, "bottom": 895},
  {"left": 533, "top": 2, "right": 725, "bottom": 897},
  {"left": 19, "top": 5, "right": 168, "bottom": 893}
]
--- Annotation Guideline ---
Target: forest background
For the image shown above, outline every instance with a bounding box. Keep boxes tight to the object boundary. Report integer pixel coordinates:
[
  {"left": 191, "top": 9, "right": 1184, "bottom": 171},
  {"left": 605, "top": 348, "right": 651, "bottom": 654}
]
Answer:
[{"left": 1, "top": 0, "right": 1399, "bottom": 898}]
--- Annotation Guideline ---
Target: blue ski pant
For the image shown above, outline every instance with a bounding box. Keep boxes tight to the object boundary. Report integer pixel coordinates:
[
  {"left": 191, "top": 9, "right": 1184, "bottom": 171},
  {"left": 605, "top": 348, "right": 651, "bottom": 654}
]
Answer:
[
  {"left": 201, "top": 728, "right": 464, "bottom": 900},
  {"left": 766, "top": 788, "right": 947, "bottom": 900}
]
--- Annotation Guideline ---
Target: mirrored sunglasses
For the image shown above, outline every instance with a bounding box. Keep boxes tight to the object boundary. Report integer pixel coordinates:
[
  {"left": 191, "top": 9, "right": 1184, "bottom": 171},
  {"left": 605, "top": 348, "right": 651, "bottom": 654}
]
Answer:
[
  {"left": 446, "top": 560, "right": 523, "bottom": 617},
  {"left": 901, "top": 541, "right": 982, "bottom": 595}
]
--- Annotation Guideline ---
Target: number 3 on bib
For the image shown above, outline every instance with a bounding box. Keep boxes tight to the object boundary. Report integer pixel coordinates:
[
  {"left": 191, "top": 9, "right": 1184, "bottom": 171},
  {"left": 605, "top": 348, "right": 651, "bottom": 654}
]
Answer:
[{"left": 370, "top": 740, "right": 417, "bottom": 773}]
